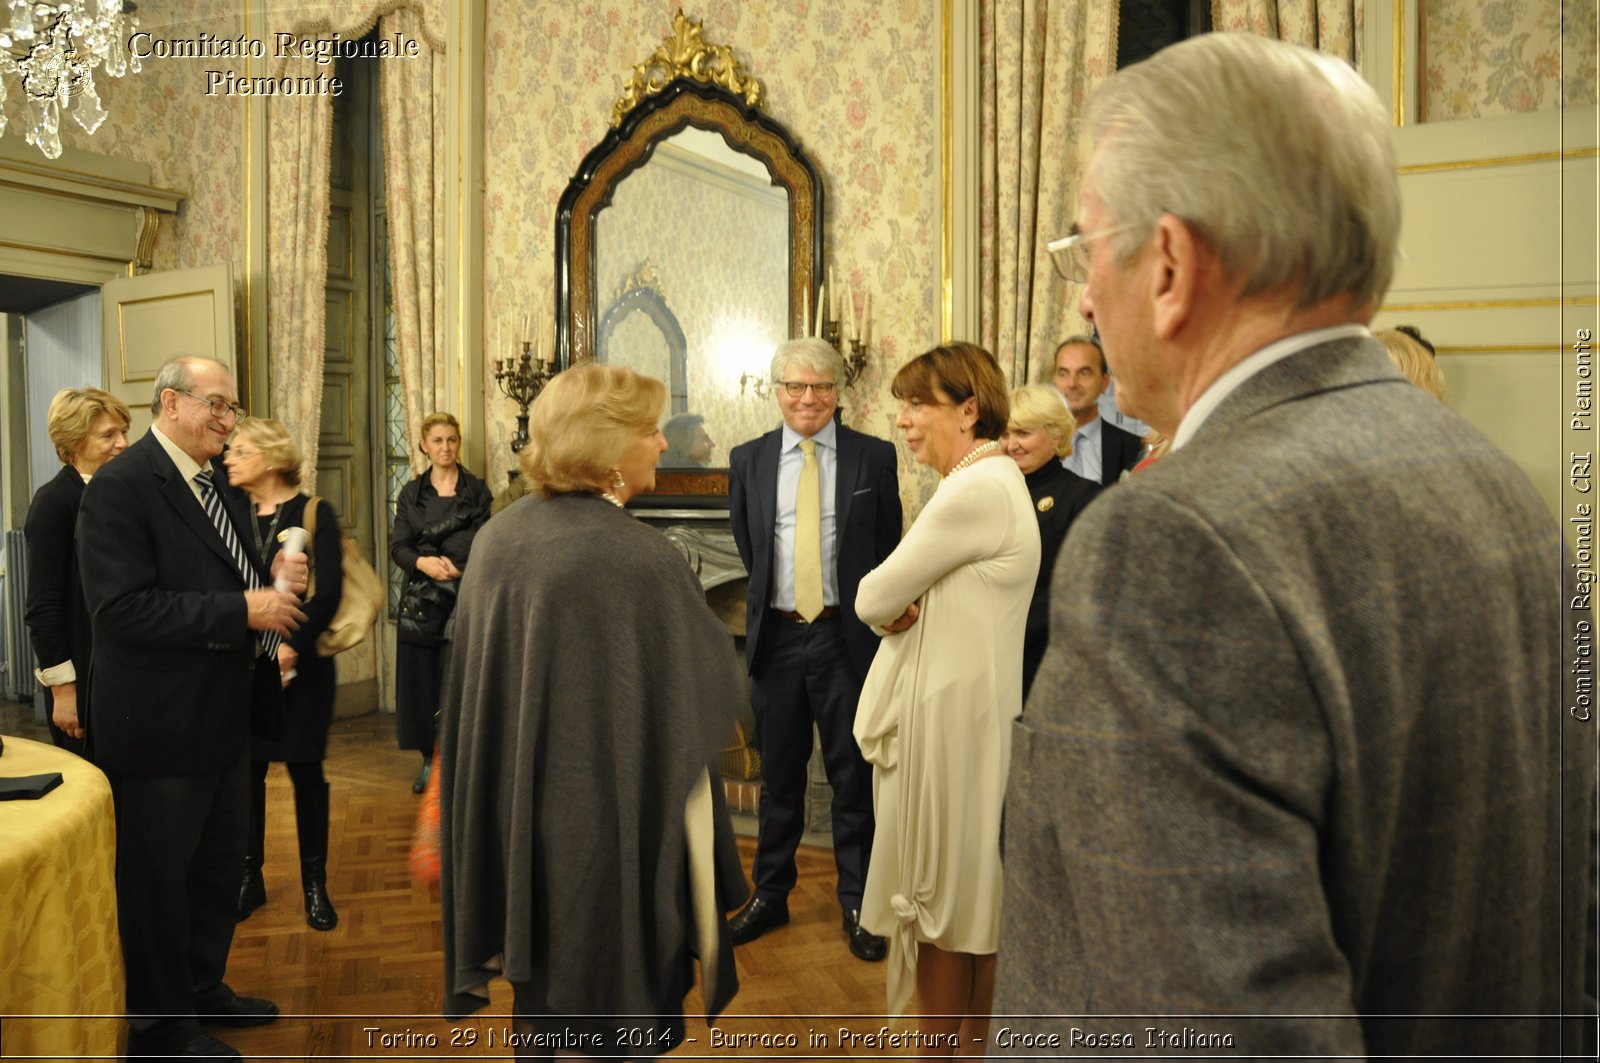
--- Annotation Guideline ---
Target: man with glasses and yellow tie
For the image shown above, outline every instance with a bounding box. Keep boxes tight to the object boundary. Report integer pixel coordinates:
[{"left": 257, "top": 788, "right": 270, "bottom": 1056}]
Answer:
[
  {"left": 727, "top": 337, "right": 901, "bottom": 961},
  {"left": 78, "top": 356, "right": 308, "bottom": 1060}
]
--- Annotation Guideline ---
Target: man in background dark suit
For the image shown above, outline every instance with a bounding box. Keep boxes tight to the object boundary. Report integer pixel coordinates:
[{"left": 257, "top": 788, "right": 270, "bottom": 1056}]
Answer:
[
  {"left": 1050, "top": 334, "right": 1142, "bottom": 484},
  {"left": 77, "top": 356, "right": 307, "bottom": 1060},
  {"left": 998, "top": 34, "right": 1594, "bottom": 1056},
  {"left": 727, "top": 337, "right": 901, "bottom": 961}
]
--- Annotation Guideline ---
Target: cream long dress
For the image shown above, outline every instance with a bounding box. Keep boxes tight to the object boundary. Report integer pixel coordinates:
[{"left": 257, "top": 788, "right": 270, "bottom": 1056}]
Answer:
[{"left": 853, "top": 453, "right": 1040, "bottom": 1015}]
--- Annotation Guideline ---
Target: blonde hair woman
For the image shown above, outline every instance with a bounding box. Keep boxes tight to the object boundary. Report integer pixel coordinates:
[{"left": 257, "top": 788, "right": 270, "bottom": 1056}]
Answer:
[
  {"left": 441, "top": 364, "right": 748, "bottom": 1057},
  {"left": 25, "top": 387, "right": 130, "bottom": 754},
  {"left": 1002, "top": 383, "right": 1101, "bottom": 696},
  {"left": 1377, "top": 326, "right": 1446, "bottom": 400},
  {"left": 223, "top": 417, "right": 345, "bottom": 931},
  {"left": 391, "top": 411, "right": 491, "bottom": 792}
]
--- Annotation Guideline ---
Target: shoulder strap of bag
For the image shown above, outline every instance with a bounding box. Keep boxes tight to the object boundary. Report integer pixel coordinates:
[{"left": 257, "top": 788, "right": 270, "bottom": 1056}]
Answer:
[{"left": 305, "top": 495, "right": 321, "bottom": 599}]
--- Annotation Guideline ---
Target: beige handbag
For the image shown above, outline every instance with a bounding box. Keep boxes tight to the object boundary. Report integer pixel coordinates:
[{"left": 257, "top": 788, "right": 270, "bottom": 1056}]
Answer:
[{"left": 304, "top": 496, "right": 384, "bottom": 656}]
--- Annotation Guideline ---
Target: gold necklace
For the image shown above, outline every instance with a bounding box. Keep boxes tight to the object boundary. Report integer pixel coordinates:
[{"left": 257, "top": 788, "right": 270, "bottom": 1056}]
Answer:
[
  {"left": 600, "top": 491, "right": 625, "bottom": 508},
  {"left": 947, "top": 439, "right": 1002, "bottom": 476}
]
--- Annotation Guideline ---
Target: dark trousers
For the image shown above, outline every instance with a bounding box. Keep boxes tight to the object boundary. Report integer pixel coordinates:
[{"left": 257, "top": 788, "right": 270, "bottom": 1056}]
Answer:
[
  {"left": 110, "top": 752, "right": 248, "bottom": 1050},
  {"left": 749, "top": 613, "right": 874, "bottom": 910}
]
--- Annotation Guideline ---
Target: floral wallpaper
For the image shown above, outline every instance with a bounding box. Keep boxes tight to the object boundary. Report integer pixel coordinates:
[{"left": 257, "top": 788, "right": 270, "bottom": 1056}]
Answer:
[
  {"left": 594, "top": 145, "right": 789, "bottom": 462},
  {"left": 42, "top": 0, "right": 248, "bottom": 277},
  {"left": 482, "top": 0, "right": 941, "bottom": 514},
  {"left": 1420, "top": 0, "right": 1599, "bottom": 120}
]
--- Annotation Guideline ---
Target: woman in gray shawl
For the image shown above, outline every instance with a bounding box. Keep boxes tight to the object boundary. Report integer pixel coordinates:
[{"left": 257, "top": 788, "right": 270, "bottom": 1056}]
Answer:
[{"left": 439, "top": 364, "right": 748, "bottom": 1059}]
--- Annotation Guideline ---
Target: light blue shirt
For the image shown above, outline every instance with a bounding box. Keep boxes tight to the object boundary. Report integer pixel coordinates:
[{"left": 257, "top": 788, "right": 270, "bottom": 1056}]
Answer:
[
  {"left": 1062, "top": 417, "right": 1105, "bottom": 482},
  {"left": 772, "top": 419, "right": 839, "bottom": 610},
  {"left": 1099, "top": 379, "right": 1148, "bottom": 436}
]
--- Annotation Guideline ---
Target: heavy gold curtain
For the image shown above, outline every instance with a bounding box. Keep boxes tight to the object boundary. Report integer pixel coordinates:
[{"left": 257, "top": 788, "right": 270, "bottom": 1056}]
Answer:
[
  {"left": 978, "top": 0, "right": 1363, "bottom": 383},
  {"left": 379, "top": 5, "right": 450, "bottom": 470},
  {"left": 265, "top": 1, "right": 446, "bottom": 485},
  {"left": 978, "top": 0, "right": 1117, "bottom": 386},
  {"left": 1214, "top": 0, "right": 1362, "bottom": 64},
  {"left": 266, "top": 51, "right": 333, "bottom": 488}
]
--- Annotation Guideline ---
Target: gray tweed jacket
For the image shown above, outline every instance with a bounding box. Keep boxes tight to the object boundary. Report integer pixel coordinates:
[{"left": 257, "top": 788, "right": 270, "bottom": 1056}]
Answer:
[{"left": 995, "top": 335, "right": 1594, "bottom": 1057}]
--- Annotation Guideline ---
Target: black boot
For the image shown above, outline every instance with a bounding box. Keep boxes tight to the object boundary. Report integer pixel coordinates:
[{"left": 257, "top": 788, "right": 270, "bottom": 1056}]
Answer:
[
  {"left": 236, "top": 766, "right": 267, "bottom": 921},
  {"left": 295, "top": 778, "right": 338, "bottom": 931}
]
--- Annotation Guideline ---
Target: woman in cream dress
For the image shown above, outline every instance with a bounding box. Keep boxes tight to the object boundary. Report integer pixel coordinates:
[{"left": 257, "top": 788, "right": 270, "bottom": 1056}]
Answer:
[{"left": 854, "top": 342, "right": 1040, "bottom": 1051}]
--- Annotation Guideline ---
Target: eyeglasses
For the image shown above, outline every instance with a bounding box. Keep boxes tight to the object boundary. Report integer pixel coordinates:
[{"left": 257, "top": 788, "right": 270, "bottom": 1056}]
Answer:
[
  {"left": 779, "top": 380, "right": 837, "bottom": 398},
  {"left": 179, "top": 390, "right": 246, "bottom": 420},
  {"left": 1046, "top": 223, "right": 1137, "bottom": 282}
]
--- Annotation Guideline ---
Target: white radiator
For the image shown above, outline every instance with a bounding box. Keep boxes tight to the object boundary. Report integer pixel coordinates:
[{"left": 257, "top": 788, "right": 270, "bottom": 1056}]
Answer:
[{"left": 2, "top": 529, "right": 34, "bottom": 701}]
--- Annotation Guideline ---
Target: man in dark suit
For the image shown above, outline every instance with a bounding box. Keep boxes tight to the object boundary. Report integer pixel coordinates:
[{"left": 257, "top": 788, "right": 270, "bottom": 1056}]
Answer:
[
  {"left": 727, "top": 337, "right": 901, "bottom": 961},
  {"left": 1050, "top": 334, "right": 1142, "bottom": 485},
  {"left": 77, "top": 356, "right": 307, "bottom": 1060},
  {"left": 998, "top": 33, "right": 1594, "bottom": 1056}
]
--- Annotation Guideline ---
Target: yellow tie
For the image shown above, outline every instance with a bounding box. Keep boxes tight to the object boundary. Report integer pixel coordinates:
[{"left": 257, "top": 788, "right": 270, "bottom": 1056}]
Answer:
[{"left": 794, "top": 438, "right": 824, "bottom": 621}]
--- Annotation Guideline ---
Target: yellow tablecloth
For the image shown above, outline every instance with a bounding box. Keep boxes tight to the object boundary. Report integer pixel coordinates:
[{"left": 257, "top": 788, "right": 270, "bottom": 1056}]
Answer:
[{"left": 0, "top": 735, "right": 123, "bottom": 1058}]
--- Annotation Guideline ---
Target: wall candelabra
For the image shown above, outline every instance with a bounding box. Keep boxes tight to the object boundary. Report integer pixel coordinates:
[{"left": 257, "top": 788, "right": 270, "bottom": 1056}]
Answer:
[
  {"left": 741, "top": 273, "right": 873, "bottom": 400},
  {"left": 493, "top": 342, "right": 556, "bottom": 478}
]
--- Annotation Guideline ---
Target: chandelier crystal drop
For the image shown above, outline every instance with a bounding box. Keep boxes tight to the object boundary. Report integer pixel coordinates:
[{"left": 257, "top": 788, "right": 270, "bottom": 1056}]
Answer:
[{"left": 0, "top": 0, "right": 141, "bottom": 159}]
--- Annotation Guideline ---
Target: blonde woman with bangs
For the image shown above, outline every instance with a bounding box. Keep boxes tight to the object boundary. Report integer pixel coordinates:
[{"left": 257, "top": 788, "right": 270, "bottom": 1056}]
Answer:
[
  {"left": 25, "top": 386, "right": 130, "bottom": 754},
  {"left": 1001, "top": 383, "right": 1101, "bottom": 697}
]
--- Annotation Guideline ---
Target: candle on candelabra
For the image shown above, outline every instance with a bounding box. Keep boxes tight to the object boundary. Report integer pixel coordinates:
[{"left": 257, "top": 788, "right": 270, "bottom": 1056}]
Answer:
[
  {"left": 863, "top": 292, "right": 872, "bottom": 346},
  {"left": 494, "top": 357, "right": 503, "bottom": 375},
  {"left": 814, "top": 284, "right": 824, "bottom": 338},
  {"left": 800, "top": 285, "right": 809, "bottom": 338},
  {"left": 828, "top": 265, "right": 838, "bottom": 330}
]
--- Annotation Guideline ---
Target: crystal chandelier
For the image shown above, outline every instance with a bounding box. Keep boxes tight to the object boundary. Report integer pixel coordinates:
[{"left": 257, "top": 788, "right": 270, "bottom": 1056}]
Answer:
[{"left": 0, "top": 1, "right": 141, "bottom": 159}]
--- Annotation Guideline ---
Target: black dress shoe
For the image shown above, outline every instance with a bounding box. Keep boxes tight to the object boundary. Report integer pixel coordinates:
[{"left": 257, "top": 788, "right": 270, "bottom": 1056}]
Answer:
[
  {"left": 175, "top": 1031, "right": 243, "bottom": 1058},
  {"left": 196, "top": 987, "right": 279, "bottom": 1027},
  {"left": 235, "top": 868, "right": 266, "bottom": 922},
  {"left": 728, "top": 896, "right": 789, "bottom": 945},
  {"left": 843, "top": 909, "right": 887, "bottom": 962}
]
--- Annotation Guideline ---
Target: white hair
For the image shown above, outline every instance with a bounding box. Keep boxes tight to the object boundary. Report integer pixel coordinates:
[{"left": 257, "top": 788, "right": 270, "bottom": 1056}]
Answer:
[
  {"left": 770, "top": 336, "right": 844, "bottom": 382},
  {"left": 1084, "top": 33, "right": 1400, "bottom": 311}
]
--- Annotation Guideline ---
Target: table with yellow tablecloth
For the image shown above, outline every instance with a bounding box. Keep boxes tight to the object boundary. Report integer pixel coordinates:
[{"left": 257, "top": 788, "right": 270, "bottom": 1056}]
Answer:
[{"left": 0, "top": 735, "right": 123, "bottom": 1058}]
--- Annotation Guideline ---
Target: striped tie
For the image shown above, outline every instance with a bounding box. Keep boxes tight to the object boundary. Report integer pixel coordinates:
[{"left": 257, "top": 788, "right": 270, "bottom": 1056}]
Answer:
[{"left": 195, "top": 469, "right": 280, "bottom": 659}]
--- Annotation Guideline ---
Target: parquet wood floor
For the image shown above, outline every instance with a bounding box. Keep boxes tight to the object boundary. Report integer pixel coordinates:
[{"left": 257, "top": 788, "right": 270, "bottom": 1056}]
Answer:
[{"left": 2, "top": 705, "right": 929, "bottom": 1061}]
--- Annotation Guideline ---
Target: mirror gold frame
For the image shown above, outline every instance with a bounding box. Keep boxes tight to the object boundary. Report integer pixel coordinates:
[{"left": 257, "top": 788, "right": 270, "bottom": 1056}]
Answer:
[
  {"left": 556, "top": 78, "right": 822, "bottom": 365},
  {"left": 554, "top": 28, "right": 823, "bottom": 499}
]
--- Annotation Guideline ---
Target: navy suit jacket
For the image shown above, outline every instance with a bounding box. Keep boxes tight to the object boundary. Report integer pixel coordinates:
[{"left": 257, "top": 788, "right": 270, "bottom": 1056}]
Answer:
[
  {"left": 729, "top": 423, "right": 901, "bottom": 680},
  {"left": 1098, "top": 419, "right": 1144, "bottom": 486},
  {"left": 77, "top": 430, "right": 279, "bottom": 776}
]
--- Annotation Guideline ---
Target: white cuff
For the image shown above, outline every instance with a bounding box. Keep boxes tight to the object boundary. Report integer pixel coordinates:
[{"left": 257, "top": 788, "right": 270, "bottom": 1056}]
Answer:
[{"left": 34, "top": 660, "right": 77, "bottom": 686}]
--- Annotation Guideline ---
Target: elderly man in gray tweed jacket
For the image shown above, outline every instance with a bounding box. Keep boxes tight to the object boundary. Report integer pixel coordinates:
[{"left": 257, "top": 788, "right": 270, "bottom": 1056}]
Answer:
[{"left": 996, "top": 32, "right": 1594, "bottom": 1058}]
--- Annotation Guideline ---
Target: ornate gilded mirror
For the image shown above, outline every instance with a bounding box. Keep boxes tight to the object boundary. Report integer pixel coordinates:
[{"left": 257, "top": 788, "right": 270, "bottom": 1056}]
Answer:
[{"left": 555, "top": 12, "right": 823, "bottom": 498}]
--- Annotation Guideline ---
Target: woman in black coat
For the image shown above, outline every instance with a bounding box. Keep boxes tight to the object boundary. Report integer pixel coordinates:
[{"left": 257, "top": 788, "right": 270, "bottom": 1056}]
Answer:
[
  {"left": 1002, "top": 384, "right": 1102, "bottom": 698},
  {"left": 24, "top": 387, "right": 131, "bottom": 756},
  {"left": 391, "top": 412, "right": 489, "bottom": 793},
  {"left": 224, "top": 417, "right": 345, "bottom": 930}
]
